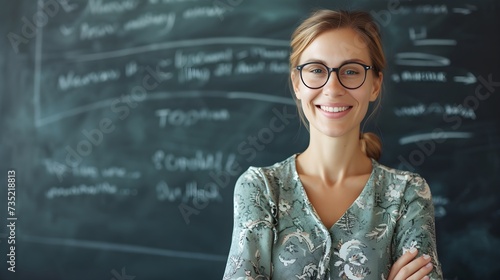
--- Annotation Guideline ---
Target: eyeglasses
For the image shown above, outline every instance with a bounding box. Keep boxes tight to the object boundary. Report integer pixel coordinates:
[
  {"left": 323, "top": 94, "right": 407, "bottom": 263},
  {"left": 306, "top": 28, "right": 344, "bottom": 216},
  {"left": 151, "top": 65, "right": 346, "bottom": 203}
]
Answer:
[{"left": 296, "top": 62, "right": 373, "bottom": 90}]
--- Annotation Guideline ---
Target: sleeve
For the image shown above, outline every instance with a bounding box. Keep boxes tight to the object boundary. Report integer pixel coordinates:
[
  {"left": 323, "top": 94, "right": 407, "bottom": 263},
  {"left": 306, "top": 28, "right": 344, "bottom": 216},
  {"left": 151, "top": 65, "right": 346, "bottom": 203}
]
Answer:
[
  {"left": 223, "top": 168, "right": 277, "bottom": 280},
  {"left": 392, "top": 174, "right": 444, "bottom": 280}
]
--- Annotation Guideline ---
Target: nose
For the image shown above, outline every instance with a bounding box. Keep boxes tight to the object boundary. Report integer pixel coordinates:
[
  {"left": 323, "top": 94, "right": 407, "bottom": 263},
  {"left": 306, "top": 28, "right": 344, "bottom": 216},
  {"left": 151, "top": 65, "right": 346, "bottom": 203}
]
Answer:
[{"left": 323, "top": 70, "right": 345, "bottom": 96}]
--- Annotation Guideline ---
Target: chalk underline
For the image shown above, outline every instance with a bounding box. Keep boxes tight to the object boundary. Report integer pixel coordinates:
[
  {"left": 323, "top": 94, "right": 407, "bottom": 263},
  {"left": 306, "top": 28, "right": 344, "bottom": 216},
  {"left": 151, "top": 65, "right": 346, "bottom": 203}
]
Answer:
[
  {"left": 399, "top": 131, "right": 473, "bottom": 145},
  {"left": 63, "top": 37, "right": 290, "bottom": 62},
  {"left": 22, "top": 234, "right": 227, "bottom": 262},
  {"left": 35, "top": 90, "right": 295, "bottom": 127}
]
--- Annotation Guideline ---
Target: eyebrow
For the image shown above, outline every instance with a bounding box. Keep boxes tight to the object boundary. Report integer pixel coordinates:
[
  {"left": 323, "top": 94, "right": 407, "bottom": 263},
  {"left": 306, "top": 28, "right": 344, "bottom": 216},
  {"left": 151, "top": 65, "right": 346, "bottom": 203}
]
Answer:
[{"left": 301, "top": 58, "right": 369, "bottom": 66}]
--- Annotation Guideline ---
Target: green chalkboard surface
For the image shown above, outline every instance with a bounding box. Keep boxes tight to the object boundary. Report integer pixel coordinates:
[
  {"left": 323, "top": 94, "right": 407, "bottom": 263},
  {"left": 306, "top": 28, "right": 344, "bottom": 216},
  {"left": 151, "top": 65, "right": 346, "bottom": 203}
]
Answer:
[{"left": 1, "top": 0, "right": 499, "bottom": 279}]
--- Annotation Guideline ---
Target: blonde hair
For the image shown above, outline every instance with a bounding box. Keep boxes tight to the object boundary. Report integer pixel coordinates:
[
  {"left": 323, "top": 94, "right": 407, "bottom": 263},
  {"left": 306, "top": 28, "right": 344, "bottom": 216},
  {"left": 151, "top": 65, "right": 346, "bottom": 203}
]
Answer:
[{"left": 289, "top": 9, "right": 385, "bottom": 160}]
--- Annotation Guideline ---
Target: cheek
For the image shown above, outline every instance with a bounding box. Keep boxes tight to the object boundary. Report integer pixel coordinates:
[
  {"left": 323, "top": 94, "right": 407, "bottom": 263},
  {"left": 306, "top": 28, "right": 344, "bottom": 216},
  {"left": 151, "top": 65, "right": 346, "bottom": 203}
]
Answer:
[
  {"left": 291, "top": 72, "right": 303, "bottom": 98},
  {"left": 298, "top": 89, "right": 318, "bottom": 110},
  {"left": 352, "top": 88, "right": 374, "bottom": 106},
  {"left": 297, "top": 91, "right": 317, "bottom": 122}
]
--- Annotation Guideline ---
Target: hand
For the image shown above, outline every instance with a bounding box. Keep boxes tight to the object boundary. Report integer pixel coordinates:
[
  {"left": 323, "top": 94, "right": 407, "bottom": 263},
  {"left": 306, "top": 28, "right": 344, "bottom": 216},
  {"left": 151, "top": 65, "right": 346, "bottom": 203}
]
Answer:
[{"left": 388, "top": 248, "right": 433, "bottom": 280}]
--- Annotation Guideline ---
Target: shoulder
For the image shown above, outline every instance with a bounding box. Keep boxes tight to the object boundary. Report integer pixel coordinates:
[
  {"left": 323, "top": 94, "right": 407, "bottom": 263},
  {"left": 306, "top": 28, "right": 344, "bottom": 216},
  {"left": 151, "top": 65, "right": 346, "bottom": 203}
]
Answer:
[
  {"left": 237, "top": 154, "right": 297, "bottom": 185},
  {"left": 232, "top": 155, "right": 297, "bottom": 220},
  {"left": 371, "top": 160, "right": 432, "bottom": 201},
  {"left": 234, "top": 154, "right": 297, "bottom": 197}
]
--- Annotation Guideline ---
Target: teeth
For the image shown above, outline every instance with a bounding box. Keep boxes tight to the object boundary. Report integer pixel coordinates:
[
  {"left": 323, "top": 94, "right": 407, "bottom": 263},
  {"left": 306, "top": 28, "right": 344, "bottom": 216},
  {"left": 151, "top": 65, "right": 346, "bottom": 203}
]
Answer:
[{"left": 320, "top": 106, "right": 350, "bottom": 113}]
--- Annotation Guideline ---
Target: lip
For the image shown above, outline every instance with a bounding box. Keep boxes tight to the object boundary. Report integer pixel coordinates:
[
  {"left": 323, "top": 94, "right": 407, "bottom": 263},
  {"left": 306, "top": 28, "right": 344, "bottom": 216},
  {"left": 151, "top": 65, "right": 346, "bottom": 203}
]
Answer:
[{"left": 315, "top": 103, "right": 353, "bottom": 119}]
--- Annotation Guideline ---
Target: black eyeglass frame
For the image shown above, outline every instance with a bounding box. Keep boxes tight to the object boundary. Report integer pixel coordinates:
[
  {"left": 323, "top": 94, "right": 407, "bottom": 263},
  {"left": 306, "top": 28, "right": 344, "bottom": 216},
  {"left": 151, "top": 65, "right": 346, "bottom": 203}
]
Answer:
[{"left": 295, "top": 62, "right": 374, "bottom": 90}]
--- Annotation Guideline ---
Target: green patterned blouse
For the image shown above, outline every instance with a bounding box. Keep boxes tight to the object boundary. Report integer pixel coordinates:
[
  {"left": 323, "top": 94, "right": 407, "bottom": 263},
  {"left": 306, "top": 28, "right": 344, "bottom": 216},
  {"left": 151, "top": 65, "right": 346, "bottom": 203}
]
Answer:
[{"left": 223, "top": 154, "right": 443, "bottom": 280}]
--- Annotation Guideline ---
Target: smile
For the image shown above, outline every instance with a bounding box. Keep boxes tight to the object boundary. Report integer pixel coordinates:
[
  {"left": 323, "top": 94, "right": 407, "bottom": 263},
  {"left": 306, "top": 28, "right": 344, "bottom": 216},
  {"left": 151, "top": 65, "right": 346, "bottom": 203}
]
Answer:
[{"left": 318, "top": 105, "right": 352, "bottom": 113}]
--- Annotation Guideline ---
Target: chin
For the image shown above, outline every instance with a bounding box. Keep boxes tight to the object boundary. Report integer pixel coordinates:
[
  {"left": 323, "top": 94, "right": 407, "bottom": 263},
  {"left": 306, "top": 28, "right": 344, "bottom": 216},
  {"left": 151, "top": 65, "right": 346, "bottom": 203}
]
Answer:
[{"left": 314, "top": 125, "right": 348, "bottom": 138}]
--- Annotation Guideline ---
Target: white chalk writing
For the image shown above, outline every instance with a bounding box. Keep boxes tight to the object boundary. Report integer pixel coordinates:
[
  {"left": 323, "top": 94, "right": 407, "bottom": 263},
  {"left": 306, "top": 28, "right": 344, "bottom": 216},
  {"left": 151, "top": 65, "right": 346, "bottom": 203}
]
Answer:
[
  {"left": 46, "top": 182, "right": 118, "bottom": 199},
  {"left": 234, "top": 61, "right": 266, "bottom": 74},
  {"left": 41, "top": 159, "right": 142, "bottom": 179},
  {"left": 80, "top": 22, "right": 117, "bottom": 40},
  {"left": 178, "top": 67, "right": 210, "bottom": 83},
  {"left": 123, "top": 12, "right": 176, "bottom": 32},
  {"left": 399, "top": 71, "right": 447, "bottom": 82},
  {"left": 182, "top": 6, "right": 226, "bottom": 19},
  {"left": 251, "top": 47, "right": 288, "bottom": 59},
  {"left": 151, "top": 150, "right": 237, "bottom": 173},
  {"left": 394, "top": 103, "right": 476, "bottom": 119},
  {"left": 175, "top": 49, "right": 233, "bottom": 68},
  {"left": 155, "top": 108, "right": 230, "bottom": 127},
  {"left": 156, "top": 180, "right": 222, "bottom": 203},
  {"left": 88, "top": 0, "right": 138, "bottom": 15},
  {"left": 58, "top": 69, "right": 121, "bottom": 91}
]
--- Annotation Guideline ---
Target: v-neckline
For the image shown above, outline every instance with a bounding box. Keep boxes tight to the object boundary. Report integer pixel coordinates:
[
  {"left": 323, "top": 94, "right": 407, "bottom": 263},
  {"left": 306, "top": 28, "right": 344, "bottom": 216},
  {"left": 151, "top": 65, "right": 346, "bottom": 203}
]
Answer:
[{"left": 291, "top": 153, "right": 377, "bottom": 232}]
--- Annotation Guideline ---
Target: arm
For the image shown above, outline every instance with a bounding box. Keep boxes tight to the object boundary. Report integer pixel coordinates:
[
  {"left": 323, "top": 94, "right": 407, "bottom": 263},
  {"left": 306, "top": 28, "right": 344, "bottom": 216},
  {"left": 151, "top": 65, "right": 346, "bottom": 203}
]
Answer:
[
  {"left": 223, "top": 168, "right": 277, "bottom": 280},
  {"left": 391, "top": 175, "right": 443, "bottom": 280},
  {"left": 388, "top": 248, "right": 433, "bottom": 280}
]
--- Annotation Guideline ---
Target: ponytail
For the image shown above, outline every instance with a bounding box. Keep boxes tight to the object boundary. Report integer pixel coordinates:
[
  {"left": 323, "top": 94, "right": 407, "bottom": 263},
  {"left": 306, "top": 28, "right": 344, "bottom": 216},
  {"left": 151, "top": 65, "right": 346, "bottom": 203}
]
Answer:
[{"left": 360, "top": 132, "right": 382, "bottom": 160}]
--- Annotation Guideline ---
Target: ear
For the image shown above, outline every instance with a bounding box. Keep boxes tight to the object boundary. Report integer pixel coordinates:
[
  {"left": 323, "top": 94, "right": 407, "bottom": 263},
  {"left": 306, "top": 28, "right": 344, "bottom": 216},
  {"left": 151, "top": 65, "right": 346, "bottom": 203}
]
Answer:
[
  {"left": 369, "top": 72, "right": 383, "bottom": 102},
  {"left": 291, "top": 70, "right": 301, "bottom": 100}
]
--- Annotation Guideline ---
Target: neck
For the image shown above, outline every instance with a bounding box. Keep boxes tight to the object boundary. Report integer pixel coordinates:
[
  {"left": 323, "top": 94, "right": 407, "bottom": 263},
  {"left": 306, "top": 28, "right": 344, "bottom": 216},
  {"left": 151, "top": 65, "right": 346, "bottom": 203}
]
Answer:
[{"left": 298, "top": 126, "right": 371, "bottom": 184}]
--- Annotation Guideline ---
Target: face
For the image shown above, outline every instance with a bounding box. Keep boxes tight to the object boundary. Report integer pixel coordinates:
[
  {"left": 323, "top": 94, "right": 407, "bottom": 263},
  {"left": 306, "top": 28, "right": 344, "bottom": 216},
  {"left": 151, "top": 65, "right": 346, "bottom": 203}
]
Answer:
[{"left": 291, "top": 28, "right": 382, "bottom": 139}]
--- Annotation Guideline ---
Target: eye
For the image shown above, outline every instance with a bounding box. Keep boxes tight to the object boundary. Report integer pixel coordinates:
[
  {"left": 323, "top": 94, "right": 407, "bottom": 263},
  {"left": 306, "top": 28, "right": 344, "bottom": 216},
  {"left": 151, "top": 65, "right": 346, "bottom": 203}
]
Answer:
[
  {"left": 307, "top": 67, "right": 325, "bottom": 74},
  {"left": 340, "top": 63, "right": 364, "bottom": 76},
  {"left": 343, "top": 69, "right": 360, "bottom": 75},
  {"left": 302, "top": 63, "right": 327, "bottom": 75}
]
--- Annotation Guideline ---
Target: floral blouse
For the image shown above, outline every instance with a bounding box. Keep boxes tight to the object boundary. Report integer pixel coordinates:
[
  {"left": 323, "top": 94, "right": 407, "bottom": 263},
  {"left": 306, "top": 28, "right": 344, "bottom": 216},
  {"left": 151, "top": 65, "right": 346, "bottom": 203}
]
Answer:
[{"left": 223, "top": 154, "right": 443, "bottom": 280}]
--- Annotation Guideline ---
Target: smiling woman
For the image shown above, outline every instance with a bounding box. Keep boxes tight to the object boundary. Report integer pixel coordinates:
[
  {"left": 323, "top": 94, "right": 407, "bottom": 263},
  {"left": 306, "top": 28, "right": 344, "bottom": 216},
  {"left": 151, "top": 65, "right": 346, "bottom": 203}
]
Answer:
[{"left": 224, "top": 10, "right": 443, "bottom": 280}]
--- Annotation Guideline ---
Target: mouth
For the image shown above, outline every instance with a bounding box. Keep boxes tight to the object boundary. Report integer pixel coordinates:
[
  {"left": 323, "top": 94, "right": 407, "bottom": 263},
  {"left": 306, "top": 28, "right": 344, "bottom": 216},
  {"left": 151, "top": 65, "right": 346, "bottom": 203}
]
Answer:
[{"left": 317, "top": 105, "right": 353, "bottom": 113}]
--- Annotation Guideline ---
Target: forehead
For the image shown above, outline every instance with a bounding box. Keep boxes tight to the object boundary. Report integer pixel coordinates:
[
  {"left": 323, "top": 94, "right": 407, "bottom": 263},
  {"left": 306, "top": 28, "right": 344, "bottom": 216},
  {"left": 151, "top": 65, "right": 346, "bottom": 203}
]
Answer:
[{"left": 300, "top": 28, "right": 371, "bottom": 64}]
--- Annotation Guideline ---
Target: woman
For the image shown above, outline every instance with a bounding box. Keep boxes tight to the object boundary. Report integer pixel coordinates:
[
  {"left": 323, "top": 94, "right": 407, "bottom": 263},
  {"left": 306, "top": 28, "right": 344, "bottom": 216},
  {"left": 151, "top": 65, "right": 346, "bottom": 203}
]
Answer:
[{"left": 223, "top": 10, "right": 442, "bottom": 280}]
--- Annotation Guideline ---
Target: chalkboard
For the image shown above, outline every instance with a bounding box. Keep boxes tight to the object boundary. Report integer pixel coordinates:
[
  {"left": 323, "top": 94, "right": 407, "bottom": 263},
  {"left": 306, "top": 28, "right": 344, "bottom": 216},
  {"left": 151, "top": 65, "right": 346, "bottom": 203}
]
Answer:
[{"left": 0, "top": 0, "right": 499, "bottom": 279}]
